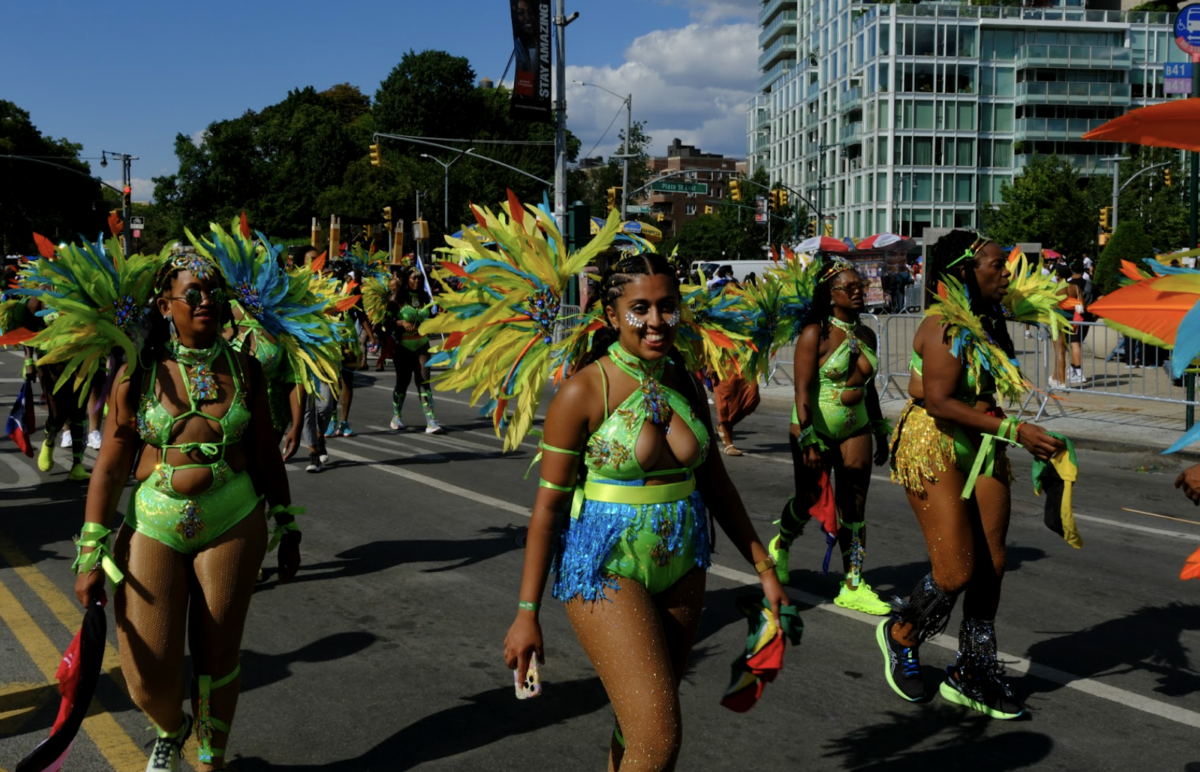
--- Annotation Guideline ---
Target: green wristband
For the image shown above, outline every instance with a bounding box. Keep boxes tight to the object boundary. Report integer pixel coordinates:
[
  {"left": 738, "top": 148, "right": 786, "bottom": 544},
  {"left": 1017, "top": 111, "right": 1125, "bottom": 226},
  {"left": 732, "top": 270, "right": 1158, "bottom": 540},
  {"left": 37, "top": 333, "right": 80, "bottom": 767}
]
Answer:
[{"left": 518, "top": 600, "right": 540, "bottom": 612}]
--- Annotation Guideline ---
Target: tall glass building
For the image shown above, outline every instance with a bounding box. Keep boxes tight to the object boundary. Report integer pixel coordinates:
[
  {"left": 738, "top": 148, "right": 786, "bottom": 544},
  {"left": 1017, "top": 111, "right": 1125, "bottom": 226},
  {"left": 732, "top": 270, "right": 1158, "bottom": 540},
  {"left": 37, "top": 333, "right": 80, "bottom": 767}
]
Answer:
[{"left": 748, "top": 0, "right": 1184, "bottom": 238}]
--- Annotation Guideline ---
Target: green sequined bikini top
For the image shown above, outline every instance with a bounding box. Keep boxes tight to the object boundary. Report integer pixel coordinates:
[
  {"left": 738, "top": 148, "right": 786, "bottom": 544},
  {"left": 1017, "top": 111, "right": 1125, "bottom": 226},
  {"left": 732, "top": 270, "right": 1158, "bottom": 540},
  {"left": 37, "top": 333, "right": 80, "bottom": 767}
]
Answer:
[
  {"left": 583, "top": 343, "right": 710, "bottom": 481},
  {"left": 137, "top": 339, "right": 251, "bottom": 461},
  {"left": 819, "top": 317, "right": 878, "bottom": 392},
  {"left": 909, "top": 350, "right": 995, "bottom": 403}
]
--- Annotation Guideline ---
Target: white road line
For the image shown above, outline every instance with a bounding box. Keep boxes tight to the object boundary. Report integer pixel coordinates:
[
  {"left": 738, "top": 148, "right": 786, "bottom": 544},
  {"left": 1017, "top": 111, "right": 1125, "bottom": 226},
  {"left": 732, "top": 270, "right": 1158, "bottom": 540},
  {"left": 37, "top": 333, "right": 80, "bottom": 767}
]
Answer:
[
  {"left": 324, "top": 440, "right": 1200, "bottom": 731},
  {"left": 1072, "top": 513, "right": 1197, "bottom": 541},
  {"left": 364, "top": 425, "right": 500, "bottom": 456},
  {"left": 0, "top": 452, "right": 41, "bottom": 488},
  {"left": 339, "top": 435, "right": 446, "bottom": 463}
]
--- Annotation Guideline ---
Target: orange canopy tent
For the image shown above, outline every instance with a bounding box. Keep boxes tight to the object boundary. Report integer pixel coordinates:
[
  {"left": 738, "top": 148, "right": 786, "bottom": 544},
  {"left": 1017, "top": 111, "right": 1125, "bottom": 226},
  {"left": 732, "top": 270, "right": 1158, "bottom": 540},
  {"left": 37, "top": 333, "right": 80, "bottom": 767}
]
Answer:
[{"left": 1082, "top": 98, "right": 1200, "bottom": 152}]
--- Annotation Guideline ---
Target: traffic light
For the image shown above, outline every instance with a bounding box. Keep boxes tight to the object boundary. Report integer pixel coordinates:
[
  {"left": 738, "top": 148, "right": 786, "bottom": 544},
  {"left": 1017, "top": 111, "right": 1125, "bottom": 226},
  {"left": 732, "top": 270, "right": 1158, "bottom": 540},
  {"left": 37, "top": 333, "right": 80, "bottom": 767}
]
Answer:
[
  {"left": 606, "top": 187, "right": 618, "bottom": 212},
  {"left": 769, "top": 190, "right": 779, "bottom": 211},
  {"left": 1099, "top": 206, "right": 1112, "bottom": 231},
  {"left": 779, "top": 189, "right": 789, "bottom": 209},
  {"left": 656, "top": 213, "right": 665, "bottom": 223},
  {"left": 1165, "top": 168, "right": 1173, "bottom": 187},
  {"left": 824, "top": 221, "right": 834, "bottom": 237},
  {"left": 122, "top": 185, "right": 131, "bottom": 211},
  {"left": 730, "top": 180, "right": 742, "bottom": 203},
  {"left": 364, "top": 224, "right": 374, "bottom": 239},
  {"left": 369, "top": 143, "right": 382, "bottom": 167},
  {"left": 807, "top": 218, "right": 818, "bottom": 238},
  {"left": 382, "top": 206, "right": 393, "bottom": 230},
  {"left": 704, "top": 205, "right": 713, "bottom": 215}
]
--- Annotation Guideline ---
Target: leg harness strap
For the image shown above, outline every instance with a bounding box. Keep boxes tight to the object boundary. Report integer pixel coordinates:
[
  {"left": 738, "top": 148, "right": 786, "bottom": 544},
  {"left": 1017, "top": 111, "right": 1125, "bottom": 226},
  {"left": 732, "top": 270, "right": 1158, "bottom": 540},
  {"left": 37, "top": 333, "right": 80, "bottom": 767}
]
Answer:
[{"left": 197, "top": 663, "right": 240, "bottom": 762}]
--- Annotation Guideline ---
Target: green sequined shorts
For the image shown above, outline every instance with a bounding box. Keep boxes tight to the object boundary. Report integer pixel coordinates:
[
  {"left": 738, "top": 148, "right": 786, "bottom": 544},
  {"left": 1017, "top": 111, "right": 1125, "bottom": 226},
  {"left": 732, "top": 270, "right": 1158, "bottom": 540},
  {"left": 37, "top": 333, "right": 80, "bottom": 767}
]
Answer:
[{"left": 126, "top": 468, "right": 262, "bottom": 554}]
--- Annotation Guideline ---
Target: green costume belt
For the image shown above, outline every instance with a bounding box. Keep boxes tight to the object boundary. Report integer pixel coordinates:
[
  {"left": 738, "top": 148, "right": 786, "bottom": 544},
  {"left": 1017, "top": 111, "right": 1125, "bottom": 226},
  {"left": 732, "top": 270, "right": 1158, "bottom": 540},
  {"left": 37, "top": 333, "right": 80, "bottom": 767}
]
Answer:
[{"left": 582, "top": 477, "right": 695, "bottom": 506}]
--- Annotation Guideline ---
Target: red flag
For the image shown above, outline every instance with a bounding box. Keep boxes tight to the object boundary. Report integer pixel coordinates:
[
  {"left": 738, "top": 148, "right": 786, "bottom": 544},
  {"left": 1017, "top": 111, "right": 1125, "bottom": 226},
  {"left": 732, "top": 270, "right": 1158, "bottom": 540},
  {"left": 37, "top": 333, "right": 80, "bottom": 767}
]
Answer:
[{"left": 5, "top": 380, "right": 36, "bottom": 457}]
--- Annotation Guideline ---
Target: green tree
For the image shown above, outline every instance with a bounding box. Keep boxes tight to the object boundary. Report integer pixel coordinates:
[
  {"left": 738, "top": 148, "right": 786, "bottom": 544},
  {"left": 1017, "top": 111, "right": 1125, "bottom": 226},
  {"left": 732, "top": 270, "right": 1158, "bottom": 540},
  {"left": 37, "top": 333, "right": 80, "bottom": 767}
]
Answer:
[
  {"left": 575, "top": 121, "right": 652, "bottom": 218},
  {"left": 0, "top": 100, "right": 108, "bottom": 255},
  {"left": 1094, "top": 220, "right": 1156, "bottom": 296},
  {"left": 981, "top": 154, "right": 1098, "bottom": 256}
]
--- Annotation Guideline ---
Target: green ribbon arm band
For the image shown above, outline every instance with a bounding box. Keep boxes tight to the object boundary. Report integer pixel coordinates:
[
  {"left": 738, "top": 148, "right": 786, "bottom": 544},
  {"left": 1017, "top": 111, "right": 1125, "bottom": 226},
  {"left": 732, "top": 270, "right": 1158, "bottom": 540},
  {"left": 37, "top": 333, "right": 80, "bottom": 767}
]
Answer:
[
  {"left": 518, "top": 600, "right": 540, "bottom": 612},
  {"left": 538, "top": 479, "right": 575, "bottom": 492},
  {"left": 71, "top": 523, "right": 125, "bottom": 585},
  {"left": 961, "top": 418, "right": 1020, "bottom": 500},
  {"left": 268, "top": 504, "right": 305, "bottom": 519},
  {"left": 524, "top": 440, "right": 582, "bottom": 480},
  {"left": 268, "top": 521, "right": 301, "bottom": 551}
]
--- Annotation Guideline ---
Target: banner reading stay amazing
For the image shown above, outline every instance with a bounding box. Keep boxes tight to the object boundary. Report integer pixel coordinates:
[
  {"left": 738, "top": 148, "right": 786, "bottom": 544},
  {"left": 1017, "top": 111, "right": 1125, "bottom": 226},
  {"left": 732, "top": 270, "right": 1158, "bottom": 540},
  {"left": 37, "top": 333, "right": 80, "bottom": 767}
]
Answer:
[{"left": 510, "top": 0, "right": 551, "bottom": 121}]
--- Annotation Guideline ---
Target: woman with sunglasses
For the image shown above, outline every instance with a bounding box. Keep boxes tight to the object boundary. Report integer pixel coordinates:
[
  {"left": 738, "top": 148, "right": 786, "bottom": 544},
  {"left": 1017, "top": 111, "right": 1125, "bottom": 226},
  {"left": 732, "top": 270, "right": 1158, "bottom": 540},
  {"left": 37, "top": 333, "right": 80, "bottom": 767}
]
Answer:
[
  {"left": 768, "top": 256, "right": 892, "bottom": 615},
  {"left": 878, "top": 231, "right": 1063, "bottom": 719},
  {"left": 73, "top": 247, "right": 300, "bottom": 771}
]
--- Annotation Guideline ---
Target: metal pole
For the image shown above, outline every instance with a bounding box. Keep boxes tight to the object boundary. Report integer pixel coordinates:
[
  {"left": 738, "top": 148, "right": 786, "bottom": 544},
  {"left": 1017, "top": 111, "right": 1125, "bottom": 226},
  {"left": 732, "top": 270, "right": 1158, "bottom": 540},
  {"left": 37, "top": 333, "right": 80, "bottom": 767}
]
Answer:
[
  {"left": 1193, "top": 63, "right": 1200, "bottom": 250},
  {"left": 444, "top": 168, "right": 450, "bottom": 233},
  {"left": 122, "top": 156, "right": 131, "bottom": 252},
  {"left": 1112, "top": 157, "right": 1120, "bottom": 231},
  {"left": 620, "top": 94, "right": 631, "bottom": 221},
  {"left": 1188, "top": 373, "right": 1195, "bottom": 431},
  {"left": 553, "top": 0, "right": 569, "bottom": 237}
]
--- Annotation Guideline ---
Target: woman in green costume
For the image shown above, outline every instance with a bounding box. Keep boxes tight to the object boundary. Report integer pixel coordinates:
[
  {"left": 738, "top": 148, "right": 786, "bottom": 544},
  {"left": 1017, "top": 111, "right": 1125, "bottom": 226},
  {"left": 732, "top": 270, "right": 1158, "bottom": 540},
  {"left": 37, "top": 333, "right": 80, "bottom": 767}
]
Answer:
[
  {"left": 389, "top": 268, "right": 444, "bottom": 434},
  {"left": 503, "top": 253, "right": 790, "bottom": 771},
  {"left": 769, "top": 257, "right": 892, "bottom": 614},
  {"left": 73, "top": 248, "right": 301, "bottom": 772}
]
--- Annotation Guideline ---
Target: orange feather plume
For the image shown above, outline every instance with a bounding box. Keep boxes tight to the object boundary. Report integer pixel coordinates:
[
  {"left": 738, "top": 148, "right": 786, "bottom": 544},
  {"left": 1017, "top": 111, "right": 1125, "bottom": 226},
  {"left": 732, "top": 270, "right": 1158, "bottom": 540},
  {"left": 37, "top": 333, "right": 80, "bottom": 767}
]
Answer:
[
  {"left": 1181, "top": 545, "right": 1200, "bottom": 581},
  {"left": 32, "top": 232, "right": 57, "bottom": 260}
]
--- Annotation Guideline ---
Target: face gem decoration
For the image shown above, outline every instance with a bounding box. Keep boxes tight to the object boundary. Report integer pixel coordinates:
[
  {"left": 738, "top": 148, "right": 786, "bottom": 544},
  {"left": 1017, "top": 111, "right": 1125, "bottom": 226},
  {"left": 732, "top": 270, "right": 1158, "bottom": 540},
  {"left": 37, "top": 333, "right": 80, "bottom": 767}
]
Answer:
[
  {"left": 665, "top": 309, "right": 681, "bottom": 328},
  {"left": 624, "top": 311, "right": 646, "bottom": 329}
]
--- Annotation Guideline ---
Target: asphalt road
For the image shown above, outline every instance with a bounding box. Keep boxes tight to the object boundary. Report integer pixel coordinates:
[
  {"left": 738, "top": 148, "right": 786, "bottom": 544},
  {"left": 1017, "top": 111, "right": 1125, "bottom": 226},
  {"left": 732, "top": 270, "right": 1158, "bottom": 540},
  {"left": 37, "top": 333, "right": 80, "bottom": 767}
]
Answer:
[{"left": 0, "top": 348, "right": 1198, "bottom": 771}]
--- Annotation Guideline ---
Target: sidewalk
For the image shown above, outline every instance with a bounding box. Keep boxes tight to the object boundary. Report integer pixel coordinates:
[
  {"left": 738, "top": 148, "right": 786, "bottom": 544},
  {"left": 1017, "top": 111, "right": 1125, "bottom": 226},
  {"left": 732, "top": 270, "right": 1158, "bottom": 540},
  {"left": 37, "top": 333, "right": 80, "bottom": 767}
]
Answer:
[{"left": 755, "top": 374, "right": 1200, "bottom": 461}]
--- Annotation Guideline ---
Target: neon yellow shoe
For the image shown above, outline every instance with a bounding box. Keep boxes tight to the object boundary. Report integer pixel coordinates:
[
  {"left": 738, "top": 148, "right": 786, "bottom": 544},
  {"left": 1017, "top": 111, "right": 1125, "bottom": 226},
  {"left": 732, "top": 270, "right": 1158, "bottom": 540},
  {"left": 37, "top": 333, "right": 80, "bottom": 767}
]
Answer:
[
  {"left": 67, "top": 464, "right": 91, "bottom": 482},
  {"left": 37, "top": 438, "right": 55, "bottom": 472},
  {"left": 834, "top": 580, "right": 893, "bottom": 615},
  {"left": 768, "top": 534, "right": 791, "bottom": 584}
]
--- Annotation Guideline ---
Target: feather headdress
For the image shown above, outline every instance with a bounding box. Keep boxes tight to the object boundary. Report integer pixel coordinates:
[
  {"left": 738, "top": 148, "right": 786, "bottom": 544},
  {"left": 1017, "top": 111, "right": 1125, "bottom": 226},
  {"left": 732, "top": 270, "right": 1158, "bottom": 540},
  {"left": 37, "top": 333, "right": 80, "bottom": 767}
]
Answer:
[
  {"left": 423, "top": 191, "right": 621, "bottom": 450},
  {"left": 1001, "top": 249, "right": 1072, "bottom": 340},
  {"left": 928, "top": 277, "right": 1026, "bottom": 404},
  {"left": 18, "top": 236, "right": 158, "bottom": 402},
  {"left": 188, "top": 218, "right": 347, "bottom": 393}
]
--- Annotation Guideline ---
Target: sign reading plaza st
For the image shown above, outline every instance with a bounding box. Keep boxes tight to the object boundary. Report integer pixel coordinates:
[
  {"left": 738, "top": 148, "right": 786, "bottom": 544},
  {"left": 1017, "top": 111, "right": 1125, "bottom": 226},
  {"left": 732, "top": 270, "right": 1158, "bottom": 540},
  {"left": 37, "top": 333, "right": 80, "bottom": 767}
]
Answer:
[{"left": 650, "top": 180, "right": 709, "bottom": 195}]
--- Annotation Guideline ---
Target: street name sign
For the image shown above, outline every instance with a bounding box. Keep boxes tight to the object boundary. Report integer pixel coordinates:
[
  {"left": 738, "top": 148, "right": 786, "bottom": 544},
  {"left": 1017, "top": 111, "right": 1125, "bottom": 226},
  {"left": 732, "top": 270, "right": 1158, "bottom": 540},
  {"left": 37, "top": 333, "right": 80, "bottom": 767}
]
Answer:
[{"left": 651, "top": 180, "right": 709, "bottom": 195}]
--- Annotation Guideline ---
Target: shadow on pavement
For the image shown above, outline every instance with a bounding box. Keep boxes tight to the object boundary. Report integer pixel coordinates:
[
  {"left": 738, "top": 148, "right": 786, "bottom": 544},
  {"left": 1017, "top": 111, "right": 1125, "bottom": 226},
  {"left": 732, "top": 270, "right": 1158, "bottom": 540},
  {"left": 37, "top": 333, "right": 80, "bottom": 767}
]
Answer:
[
  {"left": 1024, "top": 602, "right": 1200, "bottom": 698},
  {"left": 823, "top": 704, "right": 1052, "bottom": 770},
  {"left": 236, "top": 631, "right": 378, "bottom": 695},
  {"left": 231, "top": 676, "right": 608, "bottom": 771},
  {"left": 259, "top": 526, "right": 524, "bottom": 587}
]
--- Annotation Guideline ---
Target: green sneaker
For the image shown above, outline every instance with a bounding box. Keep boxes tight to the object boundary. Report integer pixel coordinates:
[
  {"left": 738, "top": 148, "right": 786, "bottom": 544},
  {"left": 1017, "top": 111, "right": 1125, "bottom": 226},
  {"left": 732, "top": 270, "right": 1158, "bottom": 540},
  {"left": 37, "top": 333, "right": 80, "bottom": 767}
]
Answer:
[
  {"left": 768, "top": 534, "right": 791, "bottom": 584},
  {"left": 834, "top": 580, "right": 893, "bottom": 616},
  {"left": 37, "top": 437, "right": 55, "bottom": 472},
  {"left": 67, "top": 463, "right": 91, "bottom": 482}
]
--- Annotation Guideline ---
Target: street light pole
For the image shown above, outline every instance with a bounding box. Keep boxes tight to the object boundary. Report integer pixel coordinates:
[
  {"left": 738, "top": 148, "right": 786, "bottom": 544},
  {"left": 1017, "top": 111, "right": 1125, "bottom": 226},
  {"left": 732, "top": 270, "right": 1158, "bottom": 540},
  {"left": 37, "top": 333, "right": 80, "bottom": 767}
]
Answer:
[
  {"left": 553, "top": 1, "right": 579, "bottom": 238},
  {"left": 420, "top": 150, "right": 474, "bottom": 233},
  {"left": 1100, "top": 155, "right": 1131, "bottom": 230},
  {"left": 575, "top": 81, "right": 633, "bottom": 221},
  {"left": 101, "top": 150, "right": 139, "bottom": 249}
]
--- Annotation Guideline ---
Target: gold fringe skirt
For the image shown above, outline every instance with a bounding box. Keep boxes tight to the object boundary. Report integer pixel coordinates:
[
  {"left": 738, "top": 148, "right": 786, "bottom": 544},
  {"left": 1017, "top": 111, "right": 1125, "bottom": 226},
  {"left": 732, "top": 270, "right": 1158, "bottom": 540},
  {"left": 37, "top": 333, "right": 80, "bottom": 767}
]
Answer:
[{"left": 889, "top": 400, "right": 1010, "bottom": 495}]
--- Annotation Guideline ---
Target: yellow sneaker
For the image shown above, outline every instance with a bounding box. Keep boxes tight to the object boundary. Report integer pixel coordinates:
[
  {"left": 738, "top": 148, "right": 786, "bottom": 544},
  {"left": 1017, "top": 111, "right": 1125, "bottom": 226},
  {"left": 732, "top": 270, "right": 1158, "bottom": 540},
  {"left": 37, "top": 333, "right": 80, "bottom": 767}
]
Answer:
[
  {"left": 67, "top": 464, "right": 91, "bottom": 482},
  {"left": 37, "top": 438, "right": 55, "bottom": 472},
  {"left": 834, "top": 580, "right": 893, "bottom": 615}
]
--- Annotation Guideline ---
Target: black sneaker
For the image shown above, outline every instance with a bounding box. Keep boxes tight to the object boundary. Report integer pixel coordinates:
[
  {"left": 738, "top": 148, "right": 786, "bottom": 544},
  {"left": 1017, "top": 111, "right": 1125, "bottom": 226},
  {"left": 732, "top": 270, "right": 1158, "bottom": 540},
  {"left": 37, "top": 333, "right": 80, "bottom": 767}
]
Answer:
[
  {"left": 305, "top": 454, "right": 323, "bottom": 473},
  {"left": 877, "top": 618, "right": 925, "bottom": 702},
  {"left": 939, "top": 666, "right": 1025, "bottom": 719},
  {"left": 146, "top": 713, "right": 193, "bottom": 771}
]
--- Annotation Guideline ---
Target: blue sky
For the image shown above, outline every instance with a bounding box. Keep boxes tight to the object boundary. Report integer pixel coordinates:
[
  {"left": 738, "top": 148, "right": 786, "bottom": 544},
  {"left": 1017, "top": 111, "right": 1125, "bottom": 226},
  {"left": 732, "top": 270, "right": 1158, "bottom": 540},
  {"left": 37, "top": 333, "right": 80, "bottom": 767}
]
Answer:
[{"left": 2, "top": 0, "right": 759, "bottom": 201}]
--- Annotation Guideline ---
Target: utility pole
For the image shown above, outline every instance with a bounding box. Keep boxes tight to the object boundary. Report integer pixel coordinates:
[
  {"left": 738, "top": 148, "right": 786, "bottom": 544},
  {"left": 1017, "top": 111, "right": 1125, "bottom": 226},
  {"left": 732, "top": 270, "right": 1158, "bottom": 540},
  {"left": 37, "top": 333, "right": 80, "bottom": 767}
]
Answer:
[
  {"left": 420, "top": 150, "right": 473, "bottom": 233},
  {"left": 101, "top": 150, "right": 138, "bottom": 250},
  {"left": 1100, "top": 155, "right": 1131, "bottom": 229},
  {"left": 553, "top": 1, "right": 579, "bottom": 238},
  {"left": 576, "top": 82, "right": 633, "bottom": 221}
]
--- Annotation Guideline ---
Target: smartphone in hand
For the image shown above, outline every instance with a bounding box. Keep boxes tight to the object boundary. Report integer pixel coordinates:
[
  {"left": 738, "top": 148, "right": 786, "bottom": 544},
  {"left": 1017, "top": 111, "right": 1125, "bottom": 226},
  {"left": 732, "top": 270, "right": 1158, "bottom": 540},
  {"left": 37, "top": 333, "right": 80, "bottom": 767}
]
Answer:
[{"left": 514, "top": 655, "right": 541, "bottom": 700}]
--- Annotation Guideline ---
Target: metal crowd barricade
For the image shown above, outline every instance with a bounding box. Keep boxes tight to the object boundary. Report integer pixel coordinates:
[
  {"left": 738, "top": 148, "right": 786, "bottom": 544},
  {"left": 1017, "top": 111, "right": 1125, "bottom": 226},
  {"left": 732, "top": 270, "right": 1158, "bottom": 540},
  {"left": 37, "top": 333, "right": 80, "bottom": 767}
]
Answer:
[
  {"left": 767, "top": 313, "right": 881, "bottom": 388},
  {"left": 1031, "top": 319, "right": 1200, "bottom": 421},
  {"left": 553, "top": 304, "right": 584, "bottom": 345}
]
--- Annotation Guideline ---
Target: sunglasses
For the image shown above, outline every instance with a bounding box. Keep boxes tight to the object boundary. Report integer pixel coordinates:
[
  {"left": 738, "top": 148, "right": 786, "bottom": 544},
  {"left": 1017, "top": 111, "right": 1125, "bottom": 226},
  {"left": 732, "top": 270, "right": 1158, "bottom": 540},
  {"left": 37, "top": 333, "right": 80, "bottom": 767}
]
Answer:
[
  {"left": 832, "top": 281, "right": 867, "bottom": 293},
  {"left": 168, "top": 287, "right": 228, "bottom": 308}
]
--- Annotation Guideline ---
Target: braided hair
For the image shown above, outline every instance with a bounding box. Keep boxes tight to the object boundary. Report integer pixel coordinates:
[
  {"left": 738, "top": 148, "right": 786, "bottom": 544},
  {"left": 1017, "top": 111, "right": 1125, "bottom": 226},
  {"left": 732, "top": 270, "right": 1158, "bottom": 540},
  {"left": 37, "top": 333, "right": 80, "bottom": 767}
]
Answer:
[
  {"left": 926, "top": 229, "right": 1016, "bottom": 359},
  {"left": 581, "top": 252, "right": 705, "bottom": 418}
]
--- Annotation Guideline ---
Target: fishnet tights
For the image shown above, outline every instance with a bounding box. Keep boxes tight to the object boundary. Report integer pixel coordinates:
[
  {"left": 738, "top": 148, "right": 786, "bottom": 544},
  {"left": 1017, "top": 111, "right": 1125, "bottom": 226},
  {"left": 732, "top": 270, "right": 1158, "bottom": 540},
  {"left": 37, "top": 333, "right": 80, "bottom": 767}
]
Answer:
[
  {"left": 114, "top": 510, "right": 267, "bottom": 769},
  {"left": 892, "top": 462, "right": 1010, "bottom": 647},
  {"left": 783, "top": 429, "right": 874, "bottom": 577},
  {"left": 565, "top": 567, "right": 706, "bottom": 772}
]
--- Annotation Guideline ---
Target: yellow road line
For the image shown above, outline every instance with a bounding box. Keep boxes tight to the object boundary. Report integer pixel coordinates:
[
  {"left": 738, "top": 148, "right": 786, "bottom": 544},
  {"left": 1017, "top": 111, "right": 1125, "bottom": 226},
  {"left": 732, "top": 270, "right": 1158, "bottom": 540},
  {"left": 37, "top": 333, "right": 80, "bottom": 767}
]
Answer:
[{"left": 0, "top": 535, "right": 148, "bottom": 771}]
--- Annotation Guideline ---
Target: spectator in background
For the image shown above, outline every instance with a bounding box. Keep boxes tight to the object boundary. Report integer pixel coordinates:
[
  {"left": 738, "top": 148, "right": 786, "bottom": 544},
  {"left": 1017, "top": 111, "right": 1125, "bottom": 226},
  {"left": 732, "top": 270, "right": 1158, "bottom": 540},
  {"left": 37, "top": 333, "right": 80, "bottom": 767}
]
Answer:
[
  {"left": 1064, "top": 261, "right": 1090, "bottom": 384},
  {"left": 744, "top": 272, "right": 758, "bottom": 287},
  {"left": 708, "top": 264, "right": 735, "bottom": 290}
]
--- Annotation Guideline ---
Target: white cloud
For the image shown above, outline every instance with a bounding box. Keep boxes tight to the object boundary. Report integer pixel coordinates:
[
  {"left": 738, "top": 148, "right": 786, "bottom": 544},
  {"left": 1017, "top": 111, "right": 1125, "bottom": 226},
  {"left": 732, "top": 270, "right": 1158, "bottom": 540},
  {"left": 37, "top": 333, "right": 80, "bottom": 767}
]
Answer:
[
  {"left": 656, "top": 0, "right": 758, "bottom": 23},
  {"left": 191, "top": 129, "right": 207, "bottom": 147},
  {"left": 564, "top": 21, "right": 758, "bottom": 163},
  {"left": 102, "top": 177, "right": 156, "bottom": 203}
]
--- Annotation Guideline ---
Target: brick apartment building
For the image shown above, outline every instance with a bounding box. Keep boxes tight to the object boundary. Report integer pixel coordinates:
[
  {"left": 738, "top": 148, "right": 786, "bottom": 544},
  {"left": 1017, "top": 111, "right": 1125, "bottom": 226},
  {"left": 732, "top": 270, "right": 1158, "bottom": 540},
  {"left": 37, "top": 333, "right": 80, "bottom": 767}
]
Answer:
[{"left": 635, "top": 139, "right": 746, "bottom": 238}]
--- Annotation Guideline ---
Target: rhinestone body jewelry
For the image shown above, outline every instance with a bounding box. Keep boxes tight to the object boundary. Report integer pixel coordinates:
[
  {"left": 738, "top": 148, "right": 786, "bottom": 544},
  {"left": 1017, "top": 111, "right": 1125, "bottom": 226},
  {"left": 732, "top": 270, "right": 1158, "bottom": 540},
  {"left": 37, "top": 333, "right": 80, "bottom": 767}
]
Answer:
[
  {"left": 665, "top": 309, "right": 681, "bottom": 327},
  {"left": 624, "top": 311, "right": 646, "bottom": 329}
]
